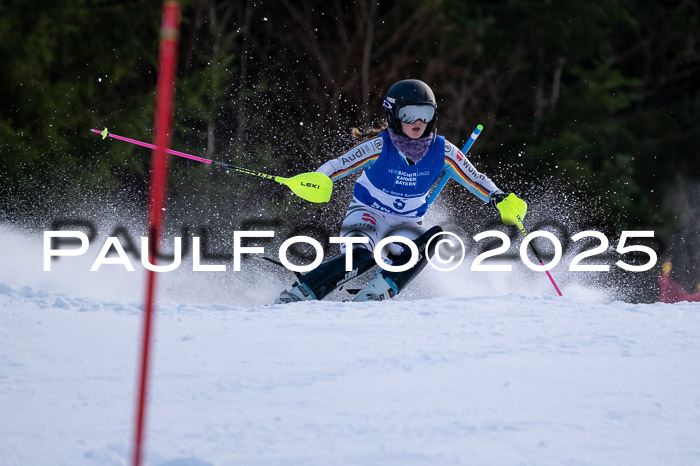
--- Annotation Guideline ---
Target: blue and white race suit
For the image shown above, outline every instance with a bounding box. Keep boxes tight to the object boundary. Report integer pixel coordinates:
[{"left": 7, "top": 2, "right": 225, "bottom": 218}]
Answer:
[{"left": 316, "top": 130, "right": 501, "bottom": 254}]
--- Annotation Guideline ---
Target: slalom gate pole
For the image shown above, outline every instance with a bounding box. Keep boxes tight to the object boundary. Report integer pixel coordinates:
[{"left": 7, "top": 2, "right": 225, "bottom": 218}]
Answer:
[
  {"left": 133, "top": 2, "right": 180, "bottom": 466},
  {"left": 91, "top": 128, "right": 333, "bottom": 203},
  {"left": 425, "top": 124, "right": 483, "bottom": 206}
]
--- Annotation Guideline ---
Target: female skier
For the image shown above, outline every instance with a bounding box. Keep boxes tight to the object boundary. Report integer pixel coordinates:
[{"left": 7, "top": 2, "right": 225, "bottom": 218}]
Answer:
[{"left": 275, "top": 79, "right": 520, "bottom": 303}]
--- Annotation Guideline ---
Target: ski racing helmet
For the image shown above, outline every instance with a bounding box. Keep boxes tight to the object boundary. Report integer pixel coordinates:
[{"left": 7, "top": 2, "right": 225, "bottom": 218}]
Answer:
[{"left": 383, "top": 79, "right": 437, "bottom": 137}]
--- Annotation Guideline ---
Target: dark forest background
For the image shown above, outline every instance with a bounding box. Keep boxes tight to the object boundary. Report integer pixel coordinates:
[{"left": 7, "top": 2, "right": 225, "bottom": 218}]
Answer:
[{"left": 1, "top": 0, "right": 699, "bottom": 295}]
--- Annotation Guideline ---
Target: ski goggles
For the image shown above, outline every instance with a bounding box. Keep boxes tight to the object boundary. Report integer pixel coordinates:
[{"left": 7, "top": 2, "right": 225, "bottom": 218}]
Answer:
[{"left": 397, "top": 104, "right": 435, "bottom": 124}]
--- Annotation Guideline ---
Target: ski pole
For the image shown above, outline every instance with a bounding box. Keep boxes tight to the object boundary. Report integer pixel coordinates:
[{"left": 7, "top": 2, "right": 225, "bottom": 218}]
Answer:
[
  {"left": 496, "top": 194, "right": 563, "bottom": 296},
  {"left": 426, "top": 124, "right": 483, "bottom": 206},
  {"left": 90, "top": 128, "right": 333, "bottom": 203},
  {"left": 461, "top": 124, "right": 484, "bottom": 154},
  {"left": 515, "top": 221, "right": 563, "bottom": 296}
]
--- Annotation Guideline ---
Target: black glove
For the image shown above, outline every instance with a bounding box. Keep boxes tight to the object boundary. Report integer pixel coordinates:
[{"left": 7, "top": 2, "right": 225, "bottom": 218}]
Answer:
[{"left": 489, "top": 192, "right": 508, "bottom": 211}]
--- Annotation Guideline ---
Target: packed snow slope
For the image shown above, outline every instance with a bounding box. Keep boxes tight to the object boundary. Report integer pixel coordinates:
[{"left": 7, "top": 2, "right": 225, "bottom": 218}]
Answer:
[{"left": 1, "top": 225, "right": 699, "bottom": 466}]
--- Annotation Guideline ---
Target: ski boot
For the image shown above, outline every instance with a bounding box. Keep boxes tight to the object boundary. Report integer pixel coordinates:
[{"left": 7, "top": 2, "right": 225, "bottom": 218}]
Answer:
[
  {"left": 274, "top": 282, "right": 316, "bottom": 304},
  {"left": 352, "top": 225, "right": 443, "bottom": 302},
  {"left": 273, "top": 246, "right": 376, "bottom": 304},
  {"left": 353, "top": 273, "right": 399, "bottom": 302}
]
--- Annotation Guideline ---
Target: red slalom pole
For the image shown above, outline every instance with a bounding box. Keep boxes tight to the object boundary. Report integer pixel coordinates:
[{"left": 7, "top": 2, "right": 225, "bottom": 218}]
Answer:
[{"left": 133, "top": 2, "right": 180, "bottom": 466}]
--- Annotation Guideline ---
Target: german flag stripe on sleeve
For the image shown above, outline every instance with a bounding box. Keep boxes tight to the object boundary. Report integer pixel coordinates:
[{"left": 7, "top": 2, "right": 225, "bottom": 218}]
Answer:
[
  {"left": 444, "top": 158, "right": 490, "bottom": 197},
  {"left": 330, "top": 154, "right": 379, "bottom": 180}
]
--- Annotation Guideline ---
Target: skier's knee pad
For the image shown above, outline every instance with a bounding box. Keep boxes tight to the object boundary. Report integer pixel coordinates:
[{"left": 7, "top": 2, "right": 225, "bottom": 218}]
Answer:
[{"left": 300, "top": 246, "right": 375, "bottom": 300}]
